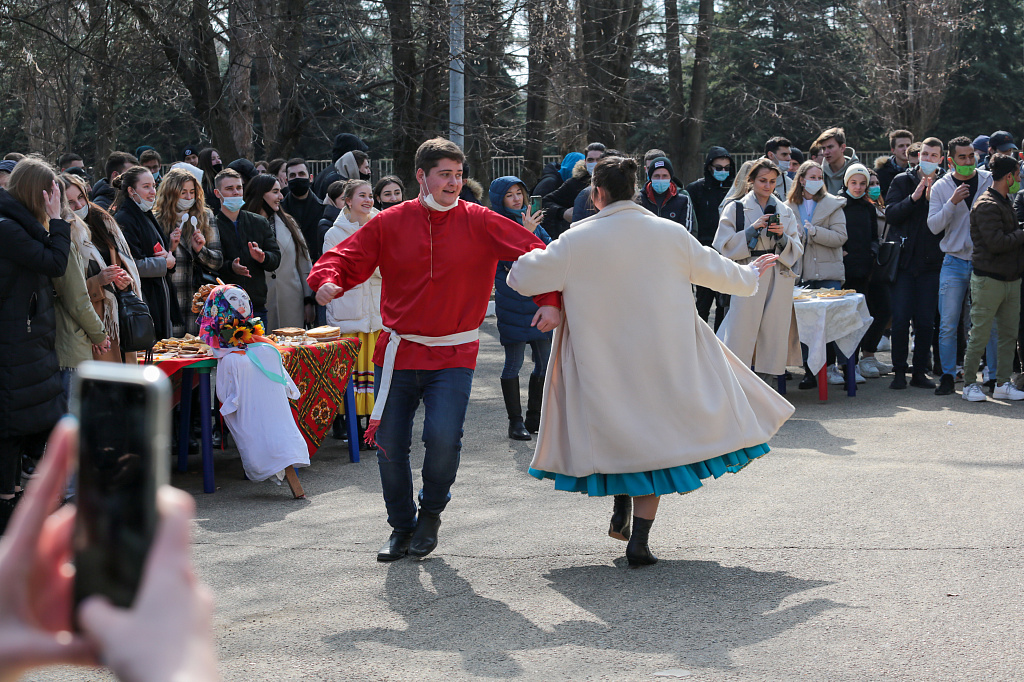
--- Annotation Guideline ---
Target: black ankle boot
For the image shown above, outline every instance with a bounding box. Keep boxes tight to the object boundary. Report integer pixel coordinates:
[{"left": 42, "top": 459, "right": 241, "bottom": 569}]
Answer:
[
  {"left": 524, "top": 374, "right": 544, "bottom": 433},
  {"left": 408, "top": 511, "right": 442, "bottom": 558},
  {"left": 626, "top": 516, "right": 658, "bottom": 567},
  {"left": 608, "top": 495, "right": 632, "bottom": 541},
  {"left": 500, "top": 378, "right": 531, "bottom": 441}
]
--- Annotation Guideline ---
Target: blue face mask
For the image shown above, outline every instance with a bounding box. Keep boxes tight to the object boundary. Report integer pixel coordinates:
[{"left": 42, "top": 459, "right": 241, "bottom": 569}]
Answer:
[
  {"left": 221, "top": 196, "right": 245, "bottom": 212},
  {"left": 918, "top": 160, "right": 939, "bottom": 176},
  {"left": 713, "top": 169, "right": 730, "bottom": 182},
  {"left": 651, "top": 179, "right": 671, "bottom": 194}
]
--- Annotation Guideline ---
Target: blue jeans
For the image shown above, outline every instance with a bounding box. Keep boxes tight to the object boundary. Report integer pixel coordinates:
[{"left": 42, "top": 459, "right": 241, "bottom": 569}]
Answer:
[
  {"left": 938, "top": 255, "right": 997, "bottom": 377},
  {"left": 500, "top": 339, "right": 552, "bottom": 380},
  {"left": 372, "top": 366, "right": 475, "bottom": 533}
]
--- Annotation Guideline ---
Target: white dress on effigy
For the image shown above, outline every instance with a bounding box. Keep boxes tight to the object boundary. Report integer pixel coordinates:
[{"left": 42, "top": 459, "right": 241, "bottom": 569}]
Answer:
[{"left": 215, "top": 344, "right": 310, "bottom": 482}]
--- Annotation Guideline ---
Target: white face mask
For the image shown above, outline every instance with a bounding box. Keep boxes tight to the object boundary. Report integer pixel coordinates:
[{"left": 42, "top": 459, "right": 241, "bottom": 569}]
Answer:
[
  {"left": 130, "top": 189, "right": 155, "bottom": 212},
  {"left": 804, "top": 179, "right": 824, "bottom": 195},
  {"left": 73, "top": 205, "right": 89, "bottom": 219},
  {"left": 176, "top": 197, "right": 196, "bottom": 212},
  {"left": 422, "top": 192, "right": 459, "bottom": 212},
  {"left": 586, "top": 161, "right": 597, "bottom": 175}
]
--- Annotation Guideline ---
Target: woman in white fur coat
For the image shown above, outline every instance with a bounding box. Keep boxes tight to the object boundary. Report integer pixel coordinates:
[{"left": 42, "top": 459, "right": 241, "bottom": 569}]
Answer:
[{"left": 508, "top": 156, "right": 794, "bottom": 567}]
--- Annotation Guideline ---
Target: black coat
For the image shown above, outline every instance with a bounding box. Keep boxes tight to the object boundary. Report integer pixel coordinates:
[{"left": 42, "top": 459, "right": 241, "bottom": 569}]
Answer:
[
  {"left": 215, "top": 209, "right": 282, "bottom": 309},
  {"left": 0, "top": 189, "right": 70, "bottom": 438},
  {"left": 530, "top": 163, "right": 562, "bottom": 199},
  {"left": 90, "top": 178, "right": 116, "bottom": 211},
  {"left": 685, "top": 146, "right": 735, "bottom": 245},
  {"left": 840, "top": 191, "right": 880, "bottom": 279},
  {"left": 542, "top": 163, "right": 589, "bottom": 239},
  {"left": 885, "top": 168, "right": 945, "bottom": 274},
  {"left": 315, "top": 203, "right": 342, "bottom": 264},
  {"left": 876, "top": 157, "right": 906, "bottom": 199},
  {"left": 115, "top": 200, "right": 174, "bottom": 339}
]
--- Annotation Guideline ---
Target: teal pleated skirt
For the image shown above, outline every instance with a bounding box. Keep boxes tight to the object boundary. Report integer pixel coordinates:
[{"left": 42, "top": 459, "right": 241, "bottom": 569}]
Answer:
[{"left": 528, "top": 443, "right": 771, "bottom": 497}]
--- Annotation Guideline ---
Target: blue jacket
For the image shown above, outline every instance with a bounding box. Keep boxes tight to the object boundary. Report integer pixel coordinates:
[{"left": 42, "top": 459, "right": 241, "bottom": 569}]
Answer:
[{"left": 489, "top": 176, "right": 553, "bottom": 345}]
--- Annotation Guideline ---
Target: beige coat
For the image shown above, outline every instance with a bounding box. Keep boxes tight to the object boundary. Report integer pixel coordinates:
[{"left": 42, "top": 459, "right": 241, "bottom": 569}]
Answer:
[
  {"left": 788, "top": 193, "right": 848, "bottom": 282},
  {"left": 714, "top": 192, "right": 803, "bottom": 375},
  {"left": 507, "top": 200, "right": 794, "bottom": 477}
]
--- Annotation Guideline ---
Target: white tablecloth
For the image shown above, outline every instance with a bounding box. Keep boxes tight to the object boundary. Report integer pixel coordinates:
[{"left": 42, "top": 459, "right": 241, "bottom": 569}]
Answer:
[{"left": 793, "top": 293, "right": 873, "bottom": 375}]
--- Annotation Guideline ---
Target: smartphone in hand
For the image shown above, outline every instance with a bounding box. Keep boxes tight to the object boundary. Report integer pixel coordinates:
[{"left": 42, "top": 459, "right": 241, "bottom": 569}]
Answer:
[
  {"left": 72, "top": 362, "right": 170, "bottom": 616},
  {"left": 530, "top": 195, "right": 543, "bottom": 214}
]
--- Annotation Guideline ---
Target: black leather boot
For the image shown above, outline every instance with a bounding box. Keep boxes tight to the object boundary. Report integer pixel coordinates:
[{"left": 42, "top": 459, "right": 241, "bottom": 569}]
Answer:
[
  {"left": 376, "top": 531, "right": 413, "bottom": 562},
  {"left": 501, "top": 378, "right": 531, "bottom": 441},
  {"left": 626, "top": 516, "right": 658, "bottom": 567},
  {"left": 524, "top": 374, "right": 544, "bottom": 433},
  {"left": 608, "top": 495, "right": 632, "bottom": 541},
  {"left": 332, "top": 415, "right": 346, "bottom": 440},
  {"left": 408, "top": 511, "right": 442, "bottom": 558}
]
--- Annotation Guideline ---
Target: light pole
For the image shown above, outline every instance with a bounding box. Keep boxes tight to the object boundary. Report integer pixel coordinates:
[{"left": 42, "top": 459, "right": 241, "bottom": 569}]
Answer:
[{"left": 449, "top": 0, "right": 465, "bottom": 149}]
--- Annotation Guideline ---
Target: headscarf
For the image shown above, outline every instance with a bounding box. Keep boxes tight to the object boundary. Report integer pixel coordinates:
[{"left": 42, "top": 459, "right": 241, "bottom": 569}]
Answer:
[{"left": 198, "top": 285, "right": 265, "bottom": 350}]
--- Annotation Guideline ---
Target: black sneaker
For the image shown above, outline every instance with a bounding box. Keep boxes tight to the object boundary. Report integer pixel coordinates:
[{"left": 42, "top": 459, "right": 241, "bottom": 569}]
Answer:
[
  {"left": 934, "top": 374, "right": 955, "bottom": 396},
  {"left": 910, "top": 373, "right": 936, "bottom": 389},
  {"left": 890, "top": 373, "right": 907, "bottom": 390},
  {"left": 798, "top": 373, "right": 817, "bottom": 390}
]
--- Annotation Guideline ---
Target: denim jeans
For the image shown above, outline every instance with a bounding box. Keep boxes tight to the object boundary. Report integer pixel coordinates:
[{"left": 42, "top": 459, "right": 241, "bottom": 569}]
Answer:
[
  {"left": 938, "top": 255, "right": 998, "bottom": 377},
  {"left": 891, "top": 269, "right": 940, "bottom": 374},
  {"left": 372, "top": 366, "right": 475, "bottom": 533},
  {"left": 500, "top": 339, "right": 552, "bottom": 380}
]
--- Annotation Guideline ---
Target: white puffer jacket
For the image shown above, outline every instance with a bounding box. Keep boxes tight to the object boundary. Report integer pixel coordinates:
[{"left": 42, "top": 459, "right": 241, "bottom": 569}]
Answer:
[{"left": 322, "top": 208, "right": 382, "bottom": 334}]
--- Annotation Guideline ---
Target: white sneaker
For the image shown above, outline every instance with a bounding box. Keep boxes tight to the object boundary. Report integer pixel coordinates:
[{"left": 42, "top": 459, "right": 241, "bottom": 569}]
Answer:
[
  {"left": 982, "top": 367, "right": 990, "bottom": 382},
  {"left": 858, "top": 358, "right": 881, "bottom": 378},
  {"left": 877, "top": 336, "right": 891, "bottom": 351},
  {"left": 854, "top": 367, "right": 866, "bottom": 383},
  {"left": 993, "top": 382, "right": 1024, "bottom": 401},
  {"left": 962, "top": 383, "right": 987, "bottom": 402},
  {"left": 827, "top": 365, "right": 846, "bottom": 385}
]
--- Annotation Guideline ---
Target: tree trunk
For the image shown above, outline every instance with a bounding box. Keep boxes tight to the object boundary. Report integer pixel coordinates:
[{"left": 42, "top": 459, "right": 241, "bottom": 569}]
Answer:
[
  {"left": 383, "top": 0, "right": 419, "bottom": 188},
  {"left": 273, "top": 0, "right": 307, "bottom": 158},
  {"left": 679, "top": 0, "right": 713, "bottom": 182},
  {"left": 664, "top": 0, "right": 685, "bottom": 166},
  {"left": 523, "top": 0, "right": 552, "bottom": 188},
  {"left": 227, "top": 0, "right": 255, "bottom": 159}
]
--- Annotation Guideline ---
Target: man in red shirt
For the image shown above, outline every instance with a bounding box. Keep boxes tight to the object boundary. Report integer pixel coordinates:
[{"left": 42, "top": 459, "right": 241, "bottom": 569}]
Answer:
[{"left": 309, "top": 138, "right": 560, "bottom": 561}]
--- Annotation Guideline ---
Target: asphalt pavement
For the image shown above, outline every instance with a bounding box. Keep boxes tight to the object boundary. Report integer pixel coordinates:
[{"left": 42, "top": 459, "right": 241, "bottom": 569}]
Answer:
[{"left": 29, "top": 318, "right": 1024, "bottom": 681}]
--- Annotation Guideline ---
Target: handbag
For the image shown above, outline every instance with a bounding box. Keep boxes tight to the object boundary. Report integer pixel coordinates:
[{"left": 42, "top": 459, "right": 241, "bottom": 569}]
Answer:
[
  {"left": 115, "top": 287, "right": 156, "bottom": 351},
  {"left": 876, "top": 223, "right": 901, "bottom": 284}
]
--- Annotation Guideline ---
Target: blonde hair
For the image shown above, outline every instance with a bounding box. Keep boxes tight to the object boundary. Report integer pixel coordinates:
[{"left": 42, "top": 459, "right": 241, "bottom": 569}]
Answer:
[
  {"left": 787, "top": 160, "right": 825, "bottom": 204},
  {"left": 153, "top": 168, "right": 213, "bottom": 243},
  {"left": 723, "top": 160, "right": 756, "bottom": 203},
  {"left": 743, "top": 158, "right": 780, "bottom": 196},
  {"left": 7, "top": 157, "right": 56, "bottom": 227}
]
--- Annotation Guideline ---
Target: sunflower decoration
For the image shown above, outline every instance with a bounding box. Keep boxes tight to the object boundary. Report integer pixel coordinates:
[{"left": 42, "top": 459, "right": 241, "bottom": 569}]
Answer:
[{"left": 198, "top": 285, "right": 266, "bottom": 350}]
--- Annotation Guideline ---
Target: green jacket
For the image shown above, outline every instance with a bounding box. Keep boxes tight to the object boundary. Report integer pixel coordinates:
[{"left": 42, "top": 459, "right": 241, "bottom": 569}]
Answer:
[{"left": 53, "top": 242, "right": 106, "bottom": 368}]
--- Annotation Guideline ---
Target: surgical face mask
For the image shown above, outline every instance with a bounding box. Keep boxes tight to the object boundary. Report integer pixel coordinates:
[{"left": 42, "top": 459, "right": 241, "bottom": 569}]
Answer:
[
  {"left": 952, "top": 162, "right": 976, "bottom": 177},
  {"left": 422, "top": 192, "right": 458, "bottom": 212},
  {"left": 221, "top": 196, "right": 245, "bottom": 212},
  {"left": 586, "top": 161, "right": 596, "bottom": 175},
  {"left": 73, "top": 205, "right": 89, "bottom": 219},
  {"left": 847, "top": 188, "right": 865, "bottom": 199},
  {"left": 868, "top": 186, "right": 881, "bottom": 200},
  {"left": 651, "top": 179, "right": 671, "bottom": 194},
  {"left": 712, "top": 169, "right": 730, "bottom": 182},
  {"left": 130, "top": 190, "right": 155, "bottom": 212},
  {"left": 918, "top": 160, "right": 939, "bottom": 176},
  {"left": 176, "top": 197, "right": 196, "bottom": 212},
  {"left": 288, "top": 177, "right": 311, "bottom": 196},
  {"left": 804, "top": 178, "right": 824, "bottom": 195}
]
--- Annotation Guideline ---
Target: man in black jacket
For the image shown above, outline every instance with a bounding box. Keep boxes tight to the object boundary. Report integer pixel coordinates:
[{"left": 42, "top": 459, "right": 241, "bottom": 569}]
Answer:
[
  {"left": 281, "top": 158, "right": 323, "bottom": 252},
  {"left": 685, "top": 146, "right": 735, "bottom": 328},
  {"left": 876, "top": 129, "right": 913, "bottom": 198},
  {"left": 90, "top": 151, "right": 137, "bottom": 211},
  {"left": 542, "top": 142, "right": 604, "bottom": 238},
  {"left": 885, "top": 136, "right": 945, "bottom": 390},
  {"left": 213, "top": 169, "right": 282, "bottom": 318}
]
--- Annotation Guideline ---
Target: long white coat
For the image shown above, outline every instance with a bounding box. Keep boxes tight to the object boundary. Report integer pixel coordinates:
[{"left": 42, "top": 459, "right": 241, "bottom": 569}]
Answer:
[
  {"left": 507, "top": 201, "right": 794, "bottom": 478},
  {"left": 323, "top": 208, "right": 383, "bottom": 334}
]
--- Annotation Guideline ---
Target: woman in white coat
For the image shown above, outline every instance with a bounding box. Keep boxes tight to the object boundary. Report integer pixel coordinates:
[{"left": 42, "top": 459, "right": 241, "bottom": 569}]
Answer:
[
  {"left": 714, "top": 158, "right": 803, "bottom": 379},
  {"left": 323, "top": 179, "right": 382, "bottom": 438},
  {"left": 508, "top": 156, "right": 794, "bottom": 567}
]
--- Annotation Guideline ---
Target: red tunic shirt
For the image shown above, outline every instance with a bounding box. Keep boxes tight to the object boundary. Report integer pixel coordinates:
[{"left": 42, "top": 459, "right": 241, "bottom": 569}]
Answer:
[{"left": 307, "top": 199, "right": 560, "bottom": 371}]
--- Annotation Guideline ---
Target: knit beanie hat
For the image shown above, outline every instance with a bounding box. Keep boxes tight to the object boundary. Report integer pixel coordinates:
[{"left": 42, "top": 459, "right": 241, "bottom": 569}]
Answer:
[
  {"left": 647, "top": 156, "right": 674, "bottom": 180},
  {"left": 844, "top": 163, "right": 870, "bottom": 187}
]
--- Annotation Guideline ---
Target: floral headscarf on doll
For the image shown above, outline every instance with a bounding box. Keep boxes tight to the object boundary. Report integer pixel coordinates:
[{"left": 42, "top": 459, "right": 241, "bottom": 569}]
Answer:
[{"left": 198, "top": 285, "right": 266, "bottom": 350}]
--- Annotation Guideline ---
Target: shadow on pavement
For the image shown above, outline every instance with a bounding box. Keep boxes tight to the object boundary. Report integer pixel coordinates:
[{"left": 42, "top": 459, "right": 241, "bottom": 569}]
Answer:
[{"left": 326, "top": 556, "right": 844, "bottom": 677}]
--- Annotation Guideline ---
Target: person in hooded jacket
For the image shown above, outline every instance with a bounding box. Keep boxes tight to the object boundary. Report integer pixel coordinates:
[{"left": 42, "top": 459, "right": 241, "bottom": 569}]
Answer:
[
  {"left": 543, "top": 145, "right": 604, "bottom": 238},
  {"left": 313, "top": 133, "right": 369, "bottom": 199},
  {"left": 0, "top": 158, "right": 70, "bottom": 532},
  {"left": 638, "top": 156, "right": 695, "bottom": 231},
  {"left": 532, "top": 153, "right": 583, "bottom": 199},
  {"left": 686, "top": 146, "right": 735, "bottom": 328},
  {"left": 320, "top": 150, "right": 370, "bottom": 230},
  {"left": 490, "top": 176, "right": 552, "bottom": 441},
  {"left": 112, "top": 166, "right": 176, "bottom": 341}
]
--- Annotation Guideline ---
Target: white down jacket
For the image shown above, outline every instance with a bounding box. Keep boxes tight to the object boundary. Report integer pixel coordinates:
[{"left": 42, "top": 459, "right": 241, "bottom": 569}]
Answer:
[{"left": 322, "top": 208, "right": 382, "bottom": 334}]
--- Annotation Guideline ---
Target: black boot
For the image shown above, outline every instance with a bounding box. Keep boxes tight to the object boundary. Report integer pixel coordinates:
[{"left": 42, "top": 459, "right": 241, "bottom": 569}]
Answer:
[
  {"left": 332, "top": 414, "right": 345, "bottom": 440},
  {"left": 500, "top": 378, "right": 531, "bottom": 441},
  {"left": 626, "top": 516, "right": 658, "bottom": 567},
  {"left": 408, "top": 510, "right": 442, "bottom": 558},
  {"left": 608, "top": 495, "right": 632, "bottom": 541},
  {"left": 524, "top": 374, "right": 544, "bottom": 433},
  {"left": 376, "top": 530, "right": 413, "bottom": 562}
]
